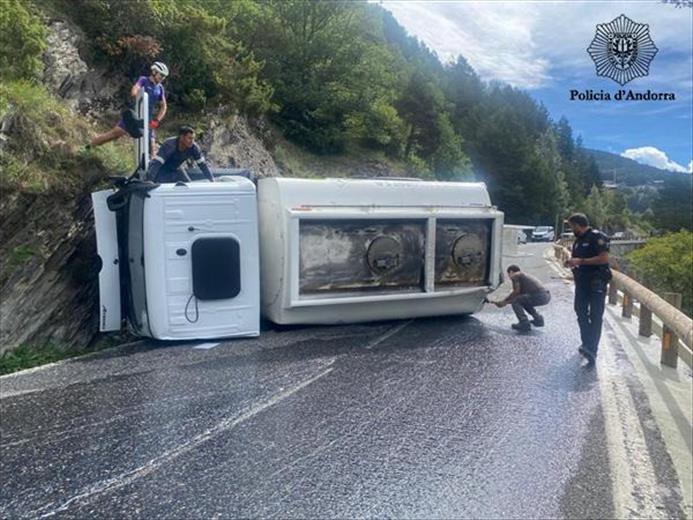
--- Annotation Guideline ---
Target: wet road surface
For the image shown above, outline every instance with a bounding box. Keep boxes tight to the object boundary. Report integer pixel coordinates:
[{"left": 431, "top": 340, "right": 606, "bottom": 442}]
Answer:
[{"left": 0, "top": 244, "right": 688, "bottom": 518}]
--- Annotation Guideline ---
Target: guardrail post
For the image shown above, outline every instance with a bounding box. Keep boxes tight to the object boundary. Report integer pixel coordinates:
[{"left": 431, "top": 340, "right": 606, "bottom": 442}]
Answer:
[
  {"left": 661, "top": 292, "right": 682, "bottom": 368},
  {"left": 622, "top": 292, "right": 633, "bottom": 318},
  {"left": 608, "top": 282, "right": 618, "bottom": 305},
  {"left": 638, "top": 306, "right": 653, "bottom": 337}
]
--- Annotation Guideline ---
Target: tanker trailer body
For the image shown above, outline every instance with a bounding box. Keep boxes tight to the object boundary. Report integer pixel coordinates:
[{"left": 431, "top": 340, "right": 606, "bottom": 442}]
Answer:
[{"left": 258, "top": 178, "right": 504, "bottom": 325}]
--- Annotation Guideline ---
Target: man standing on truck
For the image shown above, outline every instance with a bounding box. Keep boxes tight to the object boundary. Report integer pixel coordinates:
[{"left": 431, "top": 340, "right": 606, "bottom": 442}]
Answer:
[
  {"left": 493, "top": 265, "right": 551, "bottom": 331},
  {"left": 147, "top": 125, "right": 215, "bottom": 183},
  {"left": 564, "top": 213, "right": 611, "bottom": 366},
  {"left": 90, "top": 62, "right": 168, "bottom": 154}
]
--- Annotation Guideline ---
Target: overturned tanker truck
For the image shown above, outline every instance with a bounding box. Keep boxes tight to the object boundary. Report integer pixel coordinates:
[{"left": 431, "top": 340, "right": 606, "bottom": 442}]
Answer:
[
  {"left": 91, "top": 93, "right": 504, "bottom": 341},
  {"left": 93, "top": 177, "right": 504, "bottom": 340}
]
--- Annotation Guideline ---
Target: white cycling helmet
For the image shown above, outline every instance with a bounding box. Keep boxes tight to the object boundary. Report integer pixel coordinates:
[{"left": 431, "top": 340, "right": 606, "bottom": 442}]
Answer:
[{"left": 151, "top": 61, "right": 169, "bottom": 77}]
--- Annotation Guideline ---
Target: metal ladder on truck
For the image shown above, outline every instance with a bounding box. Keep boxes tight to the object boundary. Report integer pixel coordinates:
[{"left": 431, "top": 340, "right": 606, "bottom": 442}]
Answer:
[{"left": 134, "top": 90, "right": 150, "bottom": 176}]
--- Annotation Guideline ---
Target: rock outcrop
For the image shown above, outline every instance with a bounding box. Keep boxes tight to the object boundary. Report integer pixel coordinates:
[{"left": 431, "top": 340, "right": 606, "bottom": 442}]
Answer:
[
  {"left": 202, "top": 115, "right": 279, "bottom": 177},
  {"left": 42, "top": 20, "right": 120, "bottom": 116},
  {"left": 0, "top": 189, "right": 100, "bottom": 355}
]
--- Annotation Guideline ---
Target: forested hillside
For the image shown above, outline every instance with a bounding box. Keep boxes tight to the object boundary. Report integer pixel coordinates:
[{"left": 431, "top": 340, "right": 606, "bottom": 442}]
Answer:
[
  {"left": 585, "top": 149, "right": 692, "bottom": 232},
  {"left": 588, "top": 149, "right": 686, "bottom": 184},
  {"left": 3, "top": 0, "right": 603, "bottom": 224}
]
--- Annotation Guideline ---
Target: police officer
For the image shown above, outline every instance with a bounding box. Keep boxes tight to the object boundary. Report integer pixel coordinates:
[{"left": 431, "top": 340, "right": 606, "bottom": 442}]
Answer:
[{"left": 565, "top": 213, "right": 611, "bottom": 366}]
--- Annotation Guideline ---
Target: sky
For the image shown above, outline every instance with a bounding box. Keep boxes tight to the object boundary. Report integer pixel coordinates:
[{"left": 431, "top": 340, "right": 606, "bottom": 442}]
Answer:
[{"left": 380, "top": 1, "right": 693, "bottom": 173}]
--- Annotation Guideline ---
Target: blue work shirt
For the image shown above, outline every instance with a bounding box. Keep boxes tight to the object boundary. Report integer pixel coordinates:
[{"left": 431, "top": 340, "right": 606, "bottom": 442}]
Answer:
[{"left": 147, "top": 136, "right": 214, "bottom": 183}]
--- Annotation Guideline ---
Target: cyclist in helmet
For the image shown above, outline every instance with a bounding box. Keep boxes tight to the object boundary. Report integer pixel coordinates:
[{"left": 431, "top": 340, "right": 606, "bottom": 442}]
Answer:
[{"left": 89, "top": 61, "right": 169, "bottom": 153}]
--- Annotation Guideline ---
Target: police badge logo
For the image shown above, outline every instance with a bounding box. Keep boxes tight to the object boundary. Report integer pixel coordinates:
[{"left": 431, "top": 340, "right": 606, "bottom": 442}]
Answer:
[{"left": 587, "top": 14, "right": 658, "bottom": 86}]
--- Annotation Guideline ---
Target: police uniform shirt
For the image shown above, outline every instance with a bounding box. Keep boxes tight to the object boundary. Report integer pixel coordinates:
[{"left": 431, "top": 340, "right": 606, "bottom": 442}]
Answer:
[{"left": 571, "top": 228, "right": 610, "bottom": 280}]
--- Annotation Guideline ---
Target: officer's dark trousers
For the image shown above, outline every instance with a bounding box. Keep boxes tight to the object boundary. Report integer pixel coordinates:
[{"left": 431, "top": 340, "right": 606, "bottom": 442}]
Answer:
[
  {"left": 574, "top": 277, "right": 607, "bottom": 357},
  {"left": 512, "top": 291, "right": 551, "bottom": 322}
]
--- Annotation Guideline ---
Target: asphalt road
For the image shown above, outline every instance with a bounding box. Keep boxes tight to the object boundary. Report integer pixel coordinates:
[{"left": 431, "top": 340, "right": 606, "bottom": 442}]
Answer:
[{"left": 0, "top": 244, "right": 687, "bottom": 519}]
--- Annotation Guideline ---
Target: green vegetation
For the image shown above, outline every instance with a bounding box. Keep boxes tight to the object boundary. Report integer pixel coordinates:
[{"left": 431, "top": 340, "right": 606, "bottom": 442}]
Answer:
[
  {"left": 43, "top": 0, "right": 274, "bottom": 115},
  {"left": 7, "top": 245, "right": 37, "bottom": 270},
  {"left": 0, "top": 343, "right": 86, "bottom": 375},
  {"left": 648, "top": 176, "right": 693, "bottom": 232},
  {"left": 626, "top": 231, "right": 693, "bottom": 317},
  {"left": 583, "top": 186, "right": 633, "bottom": 234},
  {"left": 0, "top": 0, "right": 47, "bottom": 82},
  {"left": 3, "top": 0, "right": 686, "bottom": 227},
  {"left": 0, "top": 0, "right": 689, "bottom": 367},
  {"left": 0, "top": 80, "right": 131, "bottom": 192},
  {"left": 588, "top": 149, "right": 693, "bottom": 233},
  {"left": 33, "top": 0, "right": 600, "bottom": 223},
  {"left": 273, "top": 135, "right": 409, "bottom": 179},
  {"left": 588, "top": 148, "right": 686, "bottom": 185},
  {"left": 580, "top": 175, "right": 692, "bottom": 236}
]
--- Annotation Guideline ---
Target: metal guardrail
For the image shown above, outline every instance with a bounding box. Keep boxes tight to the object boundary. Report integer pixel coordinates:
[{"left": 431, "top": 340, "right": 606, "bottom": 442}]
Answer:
[{"left": 553, "top": 244, "right": 693, "bottom": 369}]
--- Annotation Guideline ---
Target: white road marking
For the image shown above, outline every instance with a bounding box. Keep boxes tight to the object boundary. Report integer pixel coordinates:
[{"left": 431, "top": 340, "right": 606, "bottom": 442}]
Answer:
[
  {"left": 192, "top": 342, "right": 220, "bottom": 350},
  {"left": 597, "top": 337, "right": 663, "bottom": 519},
  {"left": 365, "top": 320, "right": 413, "bottom": 350},
  {"left": 604, "top": 309, "right": 692, "bottom": 519},
  {"left": 32, "top": 366, "right": 334, "bottom": 518}
]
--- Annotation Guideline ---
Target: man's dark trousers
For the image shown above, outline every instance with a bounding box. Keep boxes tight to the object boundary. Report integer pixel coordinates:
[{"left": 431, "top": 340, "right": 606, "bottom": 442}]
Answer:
[
  {"left": 511, "top": 291, "right": 551, "bottom": 322},
  {"left": 574, "top": 277, "right": 607, "bottom": 358}
]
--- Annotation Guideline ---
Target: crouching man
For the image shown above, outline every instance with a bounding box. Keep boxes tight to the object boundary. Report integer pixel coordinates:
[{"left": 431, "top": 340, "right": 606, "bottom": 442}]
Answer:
[
  {"left": 147, "top": 125, "right": 215, "bottom": 183},
  {"left": 493, "top": 265, "right": 551, "bottom": 331}
]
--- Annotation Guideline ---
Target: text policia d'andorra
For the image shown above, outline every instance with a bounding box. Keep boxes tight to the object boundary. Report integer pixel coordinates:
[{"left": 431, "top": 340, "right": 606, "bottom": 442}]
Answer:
[{"left": 569, "top": 89, "right": 676, "bottom": 101}]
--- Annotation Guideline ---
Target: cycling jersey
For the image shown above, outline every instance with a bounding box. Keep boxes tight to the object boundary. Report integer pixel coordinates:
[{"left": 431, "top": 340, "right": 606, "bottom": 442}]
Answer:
[{"left": 135, "top": 76, "right": 165, "bottom": 119}]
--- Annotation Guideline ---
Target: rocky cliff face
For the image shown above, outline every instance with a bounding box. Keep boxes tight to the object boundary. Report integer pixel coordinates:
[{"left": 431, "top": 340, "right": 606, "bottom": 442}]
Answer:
[
  {"left": 202, "top": 116, "right": 279, "bottom": 178},
  {"left": 42, "top": 20, "right": 121, "bottom": 117},
  {"left": 0, "top": 189, "right": 99, "bottom": 354}
]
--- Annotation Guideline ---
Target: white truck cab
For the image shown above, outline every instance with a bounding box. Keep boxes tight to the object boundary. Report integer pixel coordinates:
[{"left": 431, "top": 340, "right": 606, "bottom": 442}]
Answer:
[{"left": 93, "top": 177, "right": 260, "bottom": 340}]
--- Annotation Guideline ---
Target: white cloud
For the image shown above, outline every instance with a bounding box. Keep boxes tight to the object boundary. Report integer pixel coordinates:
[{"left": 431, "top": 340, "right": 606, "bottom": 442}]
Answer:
[
  {"left": 380, "top": 1, "right": 550, "bottom": 88},
  {"left": 380, "top": 1, "right": 693, "bottom": 90},
  {"left": 621, "top": 146, "right": 691, "bottom": 173}
]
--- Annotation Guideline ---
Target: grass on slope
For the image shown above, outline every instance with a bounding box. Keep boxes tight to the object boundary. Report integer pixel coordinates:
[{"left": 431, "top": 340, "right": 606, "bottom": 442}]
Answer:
[
  {"left": 0, "top": 343, "right": 90, "bottom": 375},
  {"left": 0, "top": 80, "right": 131, "bottom": 193}
]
